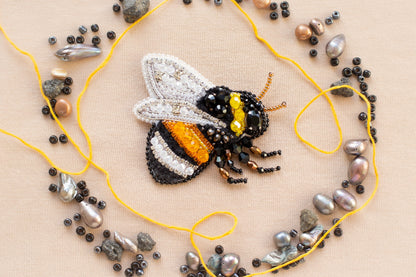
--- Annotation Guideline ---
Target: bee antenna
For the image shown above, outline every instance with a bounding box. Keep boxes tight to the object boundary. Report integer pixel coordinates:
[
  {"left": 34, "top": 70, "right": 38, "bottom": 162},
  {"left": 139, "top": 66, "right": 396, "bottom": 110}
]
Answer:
[
  {"left": 264, "top": 101, "right": 287, "bottom": 112},
  {"left": 256, "top": 72, "right": 274, "bottom": 100}
]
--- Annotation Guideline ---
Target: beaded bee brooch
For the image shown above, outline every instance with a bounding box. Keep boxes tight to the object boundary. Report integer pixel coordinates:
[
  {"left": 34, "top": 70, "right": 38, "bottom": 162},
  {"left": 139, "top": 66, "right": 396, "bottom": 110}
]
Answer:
[{"left": 134, "top": 54, "right": 283, "bottom": 184}]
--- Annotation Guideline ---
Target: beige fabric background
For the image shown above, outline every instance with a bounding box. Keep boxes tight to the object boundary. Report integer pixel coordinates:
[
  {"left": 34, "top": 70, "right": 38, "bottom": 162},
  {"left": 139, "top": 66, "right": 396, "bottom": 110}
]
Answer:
[{"left": 0, "top": 0, "right": 415, "bottom": 276}]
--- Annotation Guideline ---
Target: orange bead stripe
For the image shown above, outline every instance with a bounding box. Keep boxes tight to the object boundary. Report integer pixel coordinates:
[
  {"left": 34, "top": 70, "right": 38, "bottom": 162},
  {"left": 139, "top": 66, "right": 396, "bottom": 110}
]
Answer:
[{"left": 163, "top": 121, "right": 213, "bottom": 165}]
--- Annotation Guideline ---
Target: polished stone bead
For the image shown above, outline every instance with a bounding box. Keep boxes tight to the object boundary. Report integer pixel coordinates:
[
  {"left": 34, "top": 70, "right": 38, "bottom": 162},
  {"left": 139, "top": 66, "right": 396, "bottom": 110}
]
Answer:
[
  {"left": 333, "top": 189, "right": 357, "bottom": 211},
  {"left": 326, "top": 34, "right": 345, "bottom": 58},
  {"left": 313, "top": 194, "right": 335, "bottom": 215}
]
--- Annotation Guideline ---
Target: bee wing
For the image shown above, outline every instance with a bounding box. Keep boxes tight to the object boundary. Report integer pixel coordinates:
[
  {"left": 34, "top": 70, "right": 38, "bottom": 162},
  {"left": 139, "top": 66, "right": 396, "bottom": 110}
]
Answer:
[
  {"left": 141, "top": 53, "right": 215, "bottom": 104},
  {"left": 133, "top": 97, "right": 227, "bottom": 129}
]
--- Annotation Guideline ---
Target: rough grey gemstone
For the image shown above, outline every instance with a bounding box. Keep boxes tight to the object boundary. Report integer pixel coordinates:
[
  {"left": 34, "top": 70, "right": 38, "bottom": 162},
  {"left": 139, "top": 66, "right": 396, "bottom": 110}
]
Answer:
[
  {"left": 300, "top": 209, "right": 318, "bottom": 232},
  {"left": 207, "top": 254, "right": 222, "bottom": 275},
  {"left": 221, "top": 253, "right": 240, "bottom": 277},
  {"left": 299, "top": 224, "right": 324, "bottom": 247},
  {"left": 137, "top": 232, "right": 156, "bottom": 251},
  {"left": 313, "top": 194, "right": 335, "bottom": 215},
  {"left": 101, "top": 239, "right": 123, "bottom": 261},
  {"left": 122, "top": 0, "right": 150, "bottom": 23},
  {"left": 330, "top": 78, "right": 353, "bottom": 97},
  {"left": 42, "top": 79, "right": 64, "bottom": 98},
  {"left": 262, "top": 245, "right": 298, "bottom": 267},
  {"left": 273, "top": 231, "right": 291, "bottom": 249},
  {"left": 185, "top": 252, "right": 200, "bottom": 271},
  {"left": 326, "top": 34, "right": 346, "bottom": 58}
]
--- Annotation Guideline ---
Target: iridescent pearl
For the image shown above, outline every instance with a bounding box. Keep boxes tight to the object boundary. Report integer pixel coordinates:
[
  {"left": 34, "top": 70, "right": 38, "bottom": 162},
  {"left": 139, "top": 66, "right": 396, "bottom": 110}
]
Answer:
[
  {"left": 54, "top": 99, "right": 72, "bottom": 117},
  {"left": 57, "top": 173, "right": 77, "bottom": 202},
  {"left": 326, "top": 34, "right": 346, "bottom": 58},
  {"left": 221, "top": 253, "right": 240, "bottom": 277},
  {"left": 299, "top": 225, "right": 324, "bottom": 247},
  {"left": 313, "top": 194, "right": 335, "bottom": 215},
  {"left": 295, "top": 24, "right": 313, "bottom": 40},
  {"left": 51, "top": 68, "right": 68, "bottom": 80},
  {"left": 344, "top": 139, "right": 368, "bottom": 155},
  {"left": 185, "top": 252, "right": 200, "bottom": 271},
  {"left": 253, "top": 0, "right": 271, "bottom": 9},
  {"left": 333, "top": 189, "right": 357, "bottom": 211},
  {"left": 348, "top": 156, "right": 369, "bottom": 185},
  {"left": 309, "top": 18, "right": 325, "bottom": 36},
  {"left": 273, "top": 231, "right": 291, "bottom": 249},
  {"left": 79, "top": 201, "right": 103, "bottom": 228}
]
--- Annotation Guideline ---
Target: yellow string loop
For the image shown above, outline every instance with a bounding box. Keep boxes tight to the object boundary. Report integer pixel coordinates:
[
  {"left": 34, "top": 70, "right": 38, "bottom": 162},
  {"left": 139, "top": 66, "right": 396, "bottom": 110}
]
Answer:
[{"left": 0, "top": 1, "right": 379, "bottom": 277}]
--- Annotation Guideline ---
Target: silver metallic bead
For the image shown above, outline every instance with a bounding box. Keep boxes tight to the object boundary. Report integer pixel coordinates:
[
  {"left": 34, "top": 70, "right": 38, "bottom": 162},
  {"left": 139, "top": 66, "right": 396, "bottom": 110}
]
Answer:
[
  {"left": 221, "top": 253, "right": 240, "bottom": 277},
  {"left": 313, "top": 194, "right": 335, "bottom": 215},
  {"left": 207, "top": 254, "right": 222, "bottom": 275},
  {"left": 57, "top": 173, "right": 77, "bottom": 202},
  {"left": 185, "top": 251, "right": 200, "bottom": 271},
  {"left": 79, "top": 201, "right": 103, "bottom": 228},
  {"left": 333, "top": 189, "right": 357, "bottom": 211},
  {"left": 344, "top": 139, "right": 368, "bottom": 155},
  {"left": 348, "top": 156, "right": 369, "bottom": 185},
  {"left": 309, "top": 18, "right": 325, "bottom": 36},
  {"left": 273, "top": 231, "right": 291, "bottom": 249},
  {"left": 114, "top": 231, "right": 138, "bottom": 253},
  {"left": 55, "top": 44, "right": 101, "bottom": 61},
  {"left": 299, "top": 224, "right": 324, "bottom": 247},
  {"left": 326, "top": 34, "right": 346, "bottom": 58}
]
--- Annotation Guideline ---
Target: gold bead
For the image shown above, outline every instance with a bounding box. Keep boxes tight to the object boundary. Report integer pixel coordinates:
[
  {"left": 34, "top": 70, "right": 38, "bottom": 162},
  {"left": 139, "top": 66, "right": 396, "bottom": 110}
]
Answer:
[
  {"left": 247, "top": 160, "right": 258, "bottom": 170},
  {"left": 253, "top": 0, "right": 271, "bottom": 9},
  {"left": 219, "top": 168, "right": 230, "bottom": 179},
  {"left": 225, "top": 149, "right": 232, "bottom": 160},
  {"left": 54, "top": 98, "right": 72, "bottom": 117},
  {"left": 295, "top": 24, "right": 312, "bottom": 40},
  {"left": 250, "top": 146, "right": 262, "bottom": 155}
]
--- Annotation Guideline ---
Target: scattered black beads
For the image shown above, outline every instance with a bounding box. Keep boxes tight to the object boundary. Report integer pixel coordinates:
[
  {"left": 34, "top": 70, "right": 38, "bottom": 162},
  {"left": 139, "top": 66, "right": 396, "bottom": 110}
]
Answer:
[
  {"left": 103, "top": 229, "right": 111, "bottom": 238},
  {"left": 92, "top": 36, "right": 101, "bottom": 45},
  {"left": 81, "top": 188, "right": 90, "bottom": 197},
  {"left": 323, "top": 230, "right": 330, "bottom": 239},
  {"left": 136, "top": 269, "right": 145, "bottom": 276},
  {"left": 269, "top": 2, "right": 277, "bottom": 10},
  {"left": 356, "top": 184, "right": 365, "bottom": 194},
  {"left": 342, "top": 67, "right": 352, "bottom": 77},
  {"left": 153, "top": 251, "right": 161, "bottom": 260},
  {"left": 91, "top": 24, "right": 99, "bottom": 32},
  {"left": 75, "top": 193, "right": 84, "bottom": 202},
  {"left": 183, "top": 0, "right": 192, "bottom": 4},
  {"left": 136, "top": 254, "right": 144, "bottom": 261},
  {"left": 77, "top": 180, "right": 87, "bottom": 190},
  {"left": 113, "top": 3, "right": 121, "bottom": 12},
  {"left": 237, "top": 268, "right": 247, "bottom": 276},
  {"left": 59, "top": 134, "right": 68, "bottom": 143},
  {"left": 281, "top": 9, "right": 290, "bottom": 18},
  {"left": 49, "top": 167, "right": 57, "bottom": 176},
  {"left": 42, "top": 105, "right": 50, "bottom": 115},
  {"left": 124, "top": 268, "right": 134, "bottom": 277},
  {"left": 97, "top": 200, "right": 107, "bottom": 209},
  {"left": 309, "top": 49, "right": 318, "bottom": 57},
  {"left": 76, "top": 226, "right": 86, "bottom": 236},
  {"left": 309, "top": 36, "right": 318, "bottom": 45},
  {"left": 342, "top": 180, "right": 349, "bottom": 188},
  {"left": 360, "top": 82, "right": 368, "bottom": 91},
  {"left": 180, "top": 265, "right": 190, "bottom": 274},
  {"left": 48, "top": 183, "right": 57, "bottom": 192},
  {"left": 76, "top": 36, "right": 84, "bottom": 44},
  {"left": 215, "top": 245, "right": 224, "bottom": 254},
  {"left": 296, "top": 243, "right": 304, "bottom": 251},
  {"left": 317, "top": 240, "right": 325, "bottom": 248},
  {"left": 352, "top": 57, "right": 361, "bottom": 65},
  {"left": 332, "top": 11, "right": 340, "bottom": 20},
  {"left": 131, "top": 262, "right": 140, "bottom": 271},
  {"left": 352, "top": 66, "right": 362, "bottom": 76},
  {"left": 270, "top": 11, "right": 278, "bottom": 20},
  {"left": 67, "top": 35, "right": 75, "bottom": 44},
  {"left": 64, "top": 218, "right": 72, "bottom": 226},
  {"left": 107, "top": 31, "right": 116, "bottom": 40},
  {"left": 50, "top": 98, "right": 57, "bottom": 108},
  {"left": 187, "top": 273, "right": 196, "bottom": 277},
  {"left": 48, "top": 36, "right": 57, "bottom": 45},
  {"left": 280, "top": 1, "right": 289, "bottom": 9},
  {"left": 358, "top": 75, "right": 365, "bottom": 83},
  {"left": 330, "top": 58, "right": 339, "bottom": 66},
  {"left": 94, "top": 246, "right": 102, "bottom": 253},
  {"left": 360, "top": 91, "right": 368, "bottom": 101},
  {"left": 368, "top": 95, "right": 377, "bottom": 103},
  {"left": 370, "top": 126, "right": 377, "bottom": 136},
  {"left": 73, "top": 213, "right": 81, "bottom": 221},
  {"left": 85, "top": 233, "right": 94, "bottom": 242},
  {"left": 370, "top": 113, "right": 375, "bottom": 121},
  {"left": 332, "top": 218, "right": 340, "bottom": 225},
  {"left": 113, "top": 263, "right": 122, "bottom": 272},
  {"left": 79, "top": 25, "right": 88, "bottom": 34},
  {"left": 62, "top": 86, "right": 71, "bottom": 95},
  {"left": 49, "top": 135, "right": 58, "bottom": 144},
  {"left": 64, "top": 77, "right": 73, "bottom": 86},
  {"left": 196, "top": 272, "right": 205, "bottom": 277},
  {"left": 304, "top": 246, "right": 311, "bottom": 252},
  {"left": 358, "top": 112, "right": 367, "bottom": 121},
  {"left": 290, "top": 229, "right": 298, "bottom": 237},
  {"left": 140, "top": 260, "right": 148, "bottom": 269},
  {"left": 334, "top": 227, "right": 343, "bottom": 237},
  {"left": 325, "top": 17, "right": 333, "bottom": 25},
  {"left": 88, "top": 196, "right": 97, "bottom": 204},
  {"left": 252, "top": 258, "right": 261, "bottom": 268},
  {"left": 363, "top": 69, "right": 371, "bottom": 78}
]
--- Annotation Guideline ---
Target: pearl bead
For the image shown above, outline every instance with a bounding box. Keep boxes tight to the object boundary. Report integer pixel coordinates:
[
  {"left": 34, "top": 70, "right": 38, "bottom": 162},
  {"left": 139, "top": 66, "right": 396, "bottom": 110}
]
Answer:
[
  {"left": 273, "top": 231, "right": 291, "bottom": 249},
  {"left": 309, "top": 18, "right": 325, "bottom": 36},
  {"left": 326, "top": 34, "right": 346, "bottom": 58},
  {"left": 253, "top": 0, "right": 271, "bottom": 9},
  {"left": 51, "top": 68, "right": 68, "bottom": 80},
  {"left": 54, "top": 99, "right": 72, "bottom": 117},
  {"left": 295, "top": 24, "right": 312, "bottom": 40}
]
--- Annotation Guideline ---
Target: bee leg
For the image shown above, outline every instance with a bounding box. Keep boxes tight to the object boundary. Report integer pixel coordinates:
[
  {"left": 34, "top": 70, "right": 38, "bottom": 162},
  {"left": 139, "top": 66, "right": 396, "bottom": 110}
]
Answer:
[
  {"left": 227, "top": 177, "right": 248, "bottom": 184},
  {"left": 250, "top": 146, "right": 282, "bottom": 159},
  {"left": 245, "top": 159, "right": 281, "bottom": 174},
  {"left": 227, "top": 159, "right": 243, "bottom": 174}
]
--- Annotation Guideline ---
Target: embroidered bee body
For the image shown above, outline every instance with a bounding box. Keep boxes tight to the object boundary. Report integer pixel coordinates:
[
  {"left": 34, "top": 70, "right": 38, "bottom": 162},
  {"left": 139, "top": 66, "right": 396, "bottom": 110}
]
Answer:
[{"left": 134, "top": 54, "right": 281, "bottom": 184}]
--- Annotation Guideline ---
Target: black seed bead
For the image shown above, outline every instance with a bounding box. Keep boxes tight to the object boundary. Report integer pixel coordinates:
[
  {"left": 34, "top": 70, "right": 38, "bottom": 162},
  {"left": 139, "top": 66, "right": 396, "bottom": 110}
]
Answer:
[
  {"left": 325, "top": 17, "right": 333, "bottom": 25},
  {"left": 269, "top": 2, "right": 277, "bottom": 10},
  {"left": 75, "top": 193, "right": 84, "bottom": 202},
  {"left": 342, "top": 67, "right": 352, "bottom": 77},
  {"left": 309, "top": 49, "right": 317, "bottom": 57},
  {"left": 49, "top": 135, "right": 58, "bottom": 144},
  {"left": 62, "top": 86, "right": 72, "bottom": 95},
  {"left": 94, "top": 246, "right": 102, "bottom": 253},
  {"left": 370, "top": 113, "right": 376, "bottom": 121},
  {"left": 48, "top": 183, "right": 57, "bottom": 192},
  {"left": 124, "top": 268, "right": 134, "bottom": 277},
  {"left": 372, "top": 136, "right": 378, "bottom": 143},
  {"left": 42, "top": 105, "right": 50, "bottom": 115},
  {"left": 107, "top": 31, "right": 116, "bottom": 40},
  {"left": 360, "top": 82, "right": 368, "bottom": 91},
  {"left": 153, "top": 251, "right": 161, "bottom": 259},
  {"left": 183, "top": 0, "right": 192, "bottom": 4},
  {"left": 334, "top": 227, "right": 343, "bottom": 237},
  {"left": 352, "top": 57, "right": 361, "bottom": 65},
  {"left": 358, "top": 75, "right": 365, "bottom": 83},
  {"left": 370, "top": 103, "right": 376, "bottom": 113},
  {"left": 332, "top": 11, "right": 341, "bottom": 19},
  {"left": 48, "top": 36, "right": 57, "bottom": 45},
  {"left": 237, "top": 268, "right": 247, "bottom": 276},
  {"left": 75, "top": 36, "right": 84, "bottom": 44},
  {"left": 91, "top": 24, "right": 99, "bottom": 32},
  {"left": 67, "top": 35, "right": 75, "bottom": 44},
  {"left": 180, "top": 265, "right": 190, "bottom": 274},
  {"left": 215, "top": 245, "right": 224, "bottom": 254},
  {"left": 330, "top": 58, "right": 339, "bottom": 66},
  {"left": 270, "top": 11, "right": 278, "bottom": 20},
  {"left": 50, "top": 99, "right": 57, "bottom": 108},
  {"left": 198, "top": 264, "right": 206, "bottom": 272},
  {"left": 85, "top": 233, "right": 94, "bottom": 242},
  {"left": 79, "top": 25, "right": 88, "bottom": 34},
  {"left": 360, "top": 91, "right": 368, "bottom": 101},
  {"left": 136, "top": 269, "right": 145, "bottom": 276},
  {"left": 187, "top": 274, "right": 196, "bottom": 277},
  {"left": 280, "top": 1, "right": 289, "bottom": 9},
  {"left": 140, "top": 260, "right": 148, "bottom": 269},
  {"left": 196, "top": 272, "right": 205, "bottom": 277},
  {"left": 103, "top": 229, "right": 111, "bottom": 238},
  {"left": 290, "top": 229, "right": 298, "bottom": 237},
  {"left": 59, "top": 134, "right": 68, "bottom": 143},
  {"left": 49, "top": 167, "right": 57, "bottom": 176},
  {"left": 252, "top": 258, "right": 261, "bottom": 268},
  {"left": 342, "top": 180, "right": 349, "bottom": 188},
  {"left": 272, "top": 269, "right": 278, "bottom": 274},
  {"left": 131, "top": 262, "right": 140, "bottom": 271},
  {"left": 352, "top": 66, "right": 362, "bottom": 76},
  {"left": 309, "top": 36, "right": 318, "bottom": 45},
  {"left": 81, "top": 188, "right": 89, "bottom": 197},
  {"left": 92, "top": 36, "right": 101, "bottom": 45},
  {"left": 363, "top": 69, "right": 371, "bottom": 78},
  {"left": 88, "top": 196, "right": 97, "bottom": 204},
  {"left": 356, "top": 184, "right": 365, "bottom": 194},
  {"left": 136, "top": 254, "right": 144, "bottom": 261},
  {"left": 368, "top": 95, "right": 377, "bottom": 103},
  {"left": 304, "top": 246, "right": 311, "bottom": 252},
  {"left": 64, "top": 218, "right": 72, "bottom": 226},
  {"left": 332, "top": 218, "right": 340, "bottom": 225},
  {"left": 76, "top": 226, "right": 86, "bottom": 236},
  {"left": 97, "top": 200, "right": 107, "bottom": 209},
  {"left": 77, "top": 180, "right": 86, "bottom": 190},
  {"left": 113, "top": 3, "right": 121, "bottom": 12},
  {"left": 297, "top": 243, "right": 304, "bottom": 251},
  {"left": 323, "top": 230, "right": 330, "bottom": 239},
  {"left": 370, "top": 127, "right": 377, "bottom": 136},
  {"left": 358, "top": 112, "right": 367, "bottom": 121},
  {"left": 281, "top": 9, "right": 290, "bottom": 17},
  {"left": 113, "top": 263, "right": 122, "bottom": 272},
  {"left": 64, "top": 77, "right": 73, "bottom": 86},
  {"left": 73, "top": 213, "right": 81, "bottom": 221},
  {"left": 317, "top": 240, "right": 325, "bottom": 248}
]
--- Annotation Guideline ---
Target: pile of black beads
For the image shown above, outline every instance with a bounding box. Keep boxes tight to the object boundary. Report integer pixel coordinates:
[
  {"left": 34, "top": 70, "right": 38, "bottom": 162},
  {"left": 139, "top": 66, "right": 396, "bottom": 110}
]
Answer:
[{"left": 269, "top": 1, "right": 290, "bottom": 20}]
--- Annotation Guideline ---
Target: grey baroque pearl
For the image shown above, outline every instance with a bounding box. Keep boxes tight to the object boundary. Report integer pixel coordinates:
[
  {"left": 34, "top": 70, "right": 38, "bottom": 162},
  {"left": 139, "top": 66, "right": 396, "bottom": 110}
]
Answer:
[
  {"left": 313, "top": 194, "right": 335, "bottom": 215},
  {"left": 207, "top": 254, "right": 222, "bottom": 275},
  {"left": 348, "top": 156, "right": 369, "bottom": 185},
  {"left": 79, "top": 201, "right": 103, "bottom": 228},
  {"left": 299, "top": 224, "right": 324, "bottom": 247},
  {"left": 326, "top": 34, "right": 346, "bottom": 58},
  {"left": 309, "top": 18, "right": 325, "bottom": 36},
  {"left": 333, "top": 189, "right": 357, "bottom": 211},
  {"left": 273, "top": 231, "right": 291, "bottom": 249},
  {"left": 344, "top": 139, "right": 368, "bottom": 155},
  {"left": 114, "top": 231, "right": 138, "bottom": 253},
  {"left": 221, "top": 253, "right": 240, "bottom": 277},
  {"left": 57, "top": 173, "right": 77, "bottom": 202},
  {"left": 185, "top": 252, "right": 200, "bottom": 271}
]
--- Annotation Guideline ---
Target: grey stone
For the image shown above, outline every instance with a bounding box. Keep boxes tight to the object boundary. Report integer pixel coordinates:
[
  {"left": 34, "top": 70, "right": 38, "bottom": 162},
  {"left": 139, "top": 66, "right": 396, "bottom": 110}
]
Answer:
[
  {"left": 300, "top": 209, "right": 318, "bottom": 232},
  {"left": 101, "top": 239, "right": 123, "bottom": 261},
  {"left": 122, "top": 0, "right": 150, "bottom": 23},
  {"left": 42, "top": 79, "right": 64, "bottom": 98},
  {"left": 137, "top": 232, "right": 156, "bottom": 251},
  {"left": 330, "top": 78, "right": 353, "bottom": 97},
  {"left": 262, "top": 245, "right": 298, "bottom": 267},
  {"left": 207, "top": 254, "right": 222, "bottom": 275}
]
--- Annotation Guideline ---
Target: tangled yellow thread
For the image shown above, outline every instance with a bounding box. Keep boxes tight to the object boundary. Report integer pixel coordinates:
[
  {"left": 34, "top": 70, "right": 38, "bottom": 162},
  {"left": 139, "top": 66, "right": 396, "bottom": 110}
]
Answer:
[{"left": 0, "top": 1, "right": 379, "bottom": 276}]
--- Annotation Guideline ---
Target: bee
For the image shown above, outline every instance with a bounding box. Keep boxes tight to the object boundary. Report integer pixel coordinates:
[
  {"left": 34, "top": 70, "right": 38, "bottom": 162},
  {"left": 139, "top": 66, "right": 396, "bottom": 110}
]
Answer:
[{"left": 134, "top": 54, "right": 285, "bottom": 184}]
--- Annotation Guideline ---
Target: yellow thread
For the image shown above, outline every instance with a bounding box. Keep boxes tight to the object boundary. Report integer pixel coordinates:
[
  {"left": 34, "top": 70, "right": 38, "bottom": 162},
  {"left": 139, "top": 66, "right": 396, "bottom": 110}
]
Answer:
[{"left": 0, "top": 1, "right": 379, "bottom": 277}]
